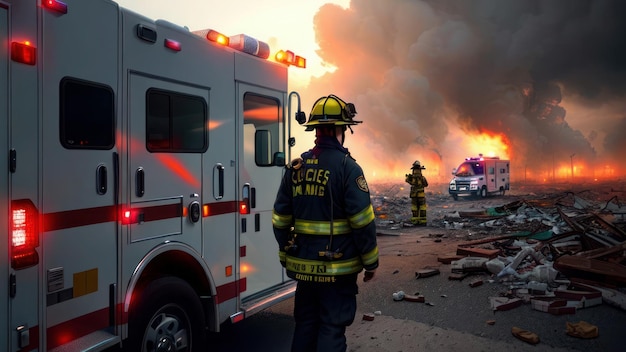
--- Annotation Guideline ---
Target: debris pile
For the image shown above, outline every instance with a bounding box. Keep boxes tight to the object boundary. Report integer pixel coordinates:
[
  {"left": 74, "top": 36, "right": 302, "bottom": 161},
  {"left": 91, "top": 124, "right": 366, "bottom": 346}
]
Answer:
[{"left": 373, "top": 181, "right": 626, "bottom": 313}]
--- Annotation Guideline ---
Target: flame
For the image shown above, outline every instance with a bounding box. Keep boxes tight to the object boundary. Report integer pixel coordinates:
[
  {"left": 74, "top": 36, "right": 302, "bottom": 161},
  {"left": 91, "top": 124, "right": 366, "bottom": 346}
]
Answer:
[
  {"left": 362, "top": 130, "right": 512, "bottom": 184},
  {"left": 463, "top": 131, "right": 510, "bottom": 160}
]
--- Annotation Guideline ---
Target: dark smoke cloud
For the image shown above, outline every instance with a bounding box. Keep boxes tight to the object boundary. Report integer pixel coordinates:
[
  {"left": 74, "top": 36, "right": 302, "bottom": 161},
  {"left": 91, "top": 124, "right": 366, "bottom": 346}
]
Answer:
[{"left": 303, "top": 0, "right": 626, "bottom": 181}]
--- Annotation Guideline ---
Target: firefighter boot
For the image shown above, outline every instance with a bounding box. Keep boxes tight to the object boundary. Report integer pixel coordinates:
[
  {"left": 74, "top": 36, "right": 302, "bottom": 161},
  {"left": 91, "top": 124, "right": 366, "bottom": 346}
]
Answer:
[{"left": 411, "top": 206, "right": 427, "bottom": 225}]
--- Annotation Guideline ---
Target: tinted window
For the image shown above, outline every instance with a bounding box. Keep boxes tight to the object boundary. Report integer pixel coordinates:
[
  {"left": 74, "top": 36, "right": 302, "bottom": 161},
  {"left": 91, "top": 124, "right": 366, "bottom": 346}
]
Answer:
[
  {"left": 60, "top": 78, "right": 115, "bottom": 149},
  {"left": 146, "top": 89, "right": 207, "bottom": 153}
]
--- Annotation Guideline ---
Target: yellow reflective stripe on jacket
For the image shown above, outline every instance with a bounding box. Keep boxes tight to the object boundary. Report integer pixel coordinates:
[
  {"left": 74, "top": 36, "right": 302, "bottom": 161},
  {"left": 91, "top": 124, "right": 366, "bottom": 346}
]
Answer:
[
  {"left": 361, "top": 246, "right": 379, "bottom": 266},
  {"left": 294, "top": 219, "right": 351, "bottom": 235},
  {"left": 278, "top": 250, "right": 286, "bottom": 262},
  {"left": 285, "top": 255, "right": 362, "bottom": 275},
  {"left": 272, "top": 211, "right": 293, "bottom": 229},
  {"left": 349, "top": 204, "right": 375, "bottom": 229}
]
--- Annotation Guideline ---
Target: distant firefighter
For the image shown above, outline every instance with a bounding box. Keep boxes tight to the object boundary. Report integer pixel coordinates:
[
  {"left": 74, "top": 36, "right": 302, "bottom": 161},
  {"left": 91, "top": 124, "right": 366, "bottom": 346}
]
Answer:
[{"left": 405, "top": 160, "right": 428, "bottom": 225}]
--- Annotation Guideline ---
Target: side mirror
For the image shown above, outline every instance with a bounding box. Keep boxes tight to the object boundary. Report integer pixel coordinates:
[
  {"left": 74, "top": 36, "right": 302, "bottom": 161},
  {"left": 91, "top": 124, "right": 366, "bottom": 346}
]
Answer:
[
  {"left": 273, "top": 152, "right": 285, "bottom": 166},
  {"left": 451, "top": 168, "right": 457, "bottom": 176},
  {"left": 295, "top": 111, "right": 306, "bottom": 125}
]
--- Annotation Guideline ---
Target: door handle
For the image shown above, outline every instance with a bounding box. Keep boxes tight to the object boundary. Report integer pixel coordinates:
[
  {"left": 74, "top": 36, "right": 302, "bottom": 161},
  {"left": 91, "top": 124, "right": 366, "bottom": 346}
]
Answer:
[
  {"left": 96, "top": 164, "right": 107, "bottom": 195},
  {"left": 136, "top": 167, "right": 145, "bottom": 197},
  {"left": 214, "top": 163, "right": 224, "bottom": 200}
]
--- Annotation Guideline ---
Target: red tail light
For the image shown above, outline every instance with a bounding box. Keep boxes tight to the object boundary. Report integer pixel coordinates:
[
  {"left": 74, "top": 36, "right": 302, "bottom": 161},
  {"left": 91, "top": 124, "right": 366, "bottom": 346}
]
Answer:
[
  {"left": 11, "top": 42, "right": 36, "bottom": 65},
  {"left": 11, "top": 199, "right": 39, "bottom": 269}
]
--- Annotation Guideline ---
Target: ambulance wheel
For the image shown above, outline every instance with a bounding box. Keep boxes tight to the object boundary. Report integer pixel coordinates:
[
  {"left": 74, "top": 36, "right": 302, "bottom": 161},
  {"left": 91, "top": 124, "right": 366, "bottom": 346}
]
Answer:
[
  {"left": 452, "top": 194, "right": 458, "bottom": 201},
  {"left": 127, "top": 276, "right": 206, "bottom": 352},
  {"left": 479, "top": 187, "right": 487, "bottom": 198}
]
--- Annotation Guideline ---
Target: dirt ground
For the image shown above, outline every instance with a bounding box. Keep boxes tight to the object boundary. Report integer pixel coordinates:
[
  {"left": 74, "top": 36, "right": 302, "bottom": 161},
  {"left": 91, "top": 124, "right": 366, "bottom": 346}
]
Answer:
[{"left": 339, "top": 179, "right": 626, "bottom": 352}]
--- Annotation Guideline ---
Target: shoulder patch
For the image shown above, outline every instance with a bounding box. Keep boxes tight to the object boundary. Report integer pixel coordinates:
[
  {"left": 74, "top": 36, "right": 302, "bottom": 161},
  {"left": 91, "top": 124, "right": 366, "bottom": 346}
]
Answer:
[{"left": 356, "top": 175, "right": 369, "bottom": 193}]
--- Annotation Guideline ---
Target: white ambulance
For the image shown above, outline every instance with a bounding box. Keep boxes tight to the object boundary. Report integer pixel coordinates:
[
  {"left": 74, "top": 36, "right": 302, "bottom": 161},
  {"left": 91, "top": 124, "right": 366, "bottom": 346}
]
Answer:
[
  {"left": 1, "top": 0, "right": 307, "bottom": 350},
  {"left": 448, "top": 154, "right": 510, "bottom": 200}
]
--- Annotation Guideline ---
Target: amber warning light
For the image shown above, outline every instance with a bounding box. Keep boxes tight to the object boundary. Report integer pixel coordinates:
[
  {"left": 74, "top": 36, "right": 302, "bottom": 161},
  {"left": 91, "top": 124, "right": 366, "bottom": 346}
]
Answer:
[{"left": 275, "top": 50, "right": 306, "bottom": 68}]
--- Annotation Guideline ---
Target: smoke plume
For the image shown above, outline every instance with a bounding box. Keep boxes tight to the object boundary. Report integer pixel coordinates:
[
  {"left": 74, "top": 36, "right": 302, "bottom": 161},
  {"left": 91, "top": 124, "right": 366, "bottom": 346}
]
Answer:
[{"left": 300, "top": 0, "right": 626, "bottom": 182}]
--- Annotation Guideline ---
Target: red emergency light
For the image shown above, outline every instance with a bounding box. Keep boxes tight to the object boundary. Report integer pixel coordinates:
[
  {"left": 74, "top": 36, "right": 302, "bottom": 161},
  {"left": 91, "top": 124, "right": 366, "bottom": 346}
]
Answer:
[
  {"left": 11, "top": 41, "right": 36, "bottom": 65},
  {"left": 43, "top": 0, "right": 68, "bottom": 14},
  {"left": 122, "top": 209, "right": 136, "bottom": 225},
  {"left": 164, "top": 38, "right": 182, "bottom": 52},
  {"left": 11, "top": 199, "right": 40, "bottom": 269},
  {"left": 239, "top": 201, "right": 249, "bottom": 215}
]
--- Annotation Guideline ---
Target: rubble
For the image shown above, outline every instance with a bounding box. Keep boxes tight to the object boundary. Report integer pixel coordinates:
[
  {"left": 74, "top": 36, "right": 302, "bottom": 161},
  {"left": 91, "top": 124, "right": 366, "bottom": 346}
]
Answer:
[
  {"left": 565, "top": 321, "right": 599, "bottom": 339},
  {"left": 374, "top": 181, "right": 626, "bottom": 319},
  {"left": 511, "top": 326, "right": 540, "bottom": 345}
]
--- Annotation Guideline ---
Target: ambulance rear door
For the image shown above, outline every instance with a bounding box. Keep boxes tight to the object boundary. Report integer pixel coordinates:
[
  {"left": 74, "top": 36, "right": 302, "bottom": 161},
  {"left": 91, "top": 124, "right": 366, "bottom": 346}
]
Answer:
[
  {"left": 40, "top": 1, "right": 120, "bottom": 348},
  {"left": 1, "top": 5, "right": 9, "bottom": 349}
]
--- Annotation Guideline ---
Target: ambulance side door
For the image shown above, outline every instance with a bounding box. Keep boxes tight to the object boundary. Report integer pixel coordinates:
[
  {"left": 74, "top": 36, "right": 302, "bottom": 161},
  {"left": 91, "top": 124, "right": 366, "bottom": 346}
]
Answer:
[{"left": 127, "top": 73, "right": 206, "bottom": 251}]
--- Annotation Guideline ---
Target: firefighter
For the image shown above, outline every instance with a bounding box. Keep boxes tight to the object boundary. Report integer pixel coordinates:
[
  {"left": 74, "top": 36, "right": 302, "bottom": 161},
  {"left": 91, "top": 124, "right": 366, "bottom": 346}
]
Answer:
[
  {"left": 272, "top": 94, "right": 379, "bottom": 352},
  {"left": 405, "top": 160, "right": 428, "bottom": 225}
]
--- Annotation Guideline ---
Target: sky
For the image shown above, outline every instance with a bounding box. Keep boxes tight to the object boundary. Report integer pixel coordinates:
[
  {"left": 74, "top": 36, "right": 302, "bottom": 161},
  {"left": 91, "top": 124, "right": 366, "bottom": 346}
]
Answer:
[
  {"left": 115, "top": 0, "right": 348, "bottom": 87},
  {"left": 115, "top": 0, "right": 626, "bottom": 184}
]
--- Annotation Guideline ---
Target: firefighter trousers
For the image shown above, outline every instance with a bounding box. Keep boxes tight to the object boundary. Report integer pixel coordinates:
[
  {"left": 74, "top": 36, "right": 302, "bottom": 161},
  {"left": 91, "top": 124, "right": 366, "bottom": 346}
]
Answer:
[{"left": 291, "top": 278, "right": 358, "bottom": 352}]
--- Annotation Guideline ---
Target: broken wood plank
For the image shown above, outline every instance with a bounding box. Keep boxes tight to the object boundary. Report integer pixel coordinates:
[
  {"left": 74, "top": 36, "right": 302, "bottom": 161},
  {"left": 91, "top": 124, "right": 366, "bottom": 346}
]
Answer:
[
  {"left": 554, "top": 254, "right": 626, "bottom": 286},
  {"left": 456, "top": 246, "right": 501, "bottom": 259}
]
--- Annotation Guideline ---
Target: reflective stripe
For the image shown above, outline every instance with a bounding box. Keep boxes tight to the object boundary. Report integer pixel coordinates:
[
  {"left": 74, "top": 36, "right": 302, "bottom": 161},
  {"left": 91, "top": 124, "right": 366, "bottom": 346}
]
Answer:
[
  {"left": 278, "top": 250, "right": 286, "bottom": 262},
  {"left": 349, "top": 204, "right": 375, "bottom": 229},
  {"left": 294, "top": 219, "right": 351, "bottom": 235},
  {"left": 285, "top": 255, "right": 362, "bottom": 275},
  {"left": 272, "top": 211, "right": 293, "bottom": 229},
  {"left": 361, "top": 246, "right": 379, "bottom": 266}
]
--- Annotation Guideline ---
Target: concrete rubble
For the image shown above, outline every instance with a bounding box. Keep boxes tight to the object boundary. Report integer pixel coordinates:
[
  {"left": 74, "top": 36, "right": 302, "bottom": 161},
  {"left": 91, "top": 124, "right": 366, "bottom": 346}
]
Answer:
[{"left": 376, "top": 183, "right": 626, "bottom": 316}]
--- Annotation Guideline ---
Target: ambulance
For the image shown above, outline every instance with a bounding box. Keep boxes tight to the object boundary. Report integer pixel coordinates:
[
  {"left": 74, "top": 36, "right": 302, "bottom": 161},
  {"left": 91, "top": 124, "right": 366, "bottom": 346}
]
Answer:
[
  {"left": 1, "top": 0, "right": 307, "bottom": 350},
  {"left": 448, "top": 154, "right": 510, "bottom": 200}
]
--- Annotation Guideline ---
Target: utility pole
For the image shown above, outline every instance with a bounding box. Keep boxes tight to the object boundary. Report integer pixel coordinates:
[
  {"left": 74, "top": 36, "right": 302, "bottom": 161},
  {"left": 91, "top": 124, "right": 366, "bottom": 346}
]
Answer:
[{"left": 570, "top": 153, "right": 576, "bottom": 180}]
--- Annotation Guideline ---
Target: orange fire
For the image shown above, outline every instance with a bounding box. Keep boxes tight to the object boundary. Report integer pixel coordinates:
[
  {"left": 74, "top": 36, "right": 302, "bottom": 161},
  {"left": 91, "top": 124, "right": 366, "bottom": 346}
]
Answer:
[{"left": 464, "top": 131, "right": 511, "bottom": 160}]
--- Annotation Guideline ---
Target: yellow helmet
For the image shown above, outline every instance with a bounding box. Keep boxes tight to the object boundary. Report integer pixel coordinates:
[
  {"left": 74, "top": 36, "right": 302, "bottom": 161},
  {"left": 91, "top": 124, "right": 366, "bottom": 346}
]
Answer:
[{"left": 304, "top": 95, "right": 361, "bottom": 131}]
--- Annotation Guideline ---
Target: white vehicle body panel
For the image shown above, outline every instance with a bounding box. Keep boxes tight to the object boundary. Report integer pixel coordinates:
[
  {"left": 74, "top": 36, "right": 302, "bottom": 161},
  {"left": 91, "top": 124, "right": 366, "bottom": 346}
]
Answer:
[{"left": 2, "top": 1, "right": 299, "bottom": 350}]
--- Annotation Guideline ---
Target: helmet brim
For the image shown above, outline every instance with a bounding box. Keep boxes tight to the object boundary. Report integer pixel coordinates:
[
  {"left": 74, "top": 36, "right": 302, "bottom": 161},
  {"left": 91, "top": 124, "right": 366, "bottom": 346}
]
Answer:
[{"left": 304, "top": 119, "right": 362, "bottom": 131}]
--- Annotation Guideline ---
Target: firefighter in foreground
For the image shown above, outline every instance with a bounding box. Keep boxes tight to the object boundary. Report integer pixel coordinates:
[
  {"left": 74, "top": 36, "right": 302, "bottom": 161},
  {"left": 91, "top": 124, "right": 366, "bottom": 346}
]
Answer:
[
  {"left": 272, "top": 95, "right": 379, "bottom": 352},
  {"left": 405, "top": 160, "right": 428, "bottom": 225}
]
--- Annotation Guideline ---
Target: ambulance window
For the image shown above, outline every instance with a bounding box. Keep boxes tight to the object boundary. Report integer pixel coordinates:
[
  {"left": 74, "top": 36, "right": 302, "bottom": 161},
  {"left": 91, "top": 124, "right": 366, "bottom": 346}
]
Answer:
[
  {"left": 146, "top": 89, "right": 207, "bottom": 153},
  {"left": 489, "top": 167, "right": 495, "bottom": 175},
  {"left": 60, "top": 78, "right": 114, "bottom": 149},
  {"left": 243, "top": 93, "right": 281, "bottom": 166}
]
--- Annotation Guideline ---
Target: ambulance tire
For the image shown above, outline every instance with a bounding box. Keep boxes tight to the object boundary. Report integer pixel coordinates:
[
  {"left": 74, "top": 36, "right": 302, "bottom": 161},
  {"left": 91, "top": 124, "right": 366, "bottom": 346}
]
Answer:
[
  {"left": 127, "top": 276, "right": 207, "bottom": 352},
  {"left": 479, "top": 187, "right": 487, "bottom": 198}
]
